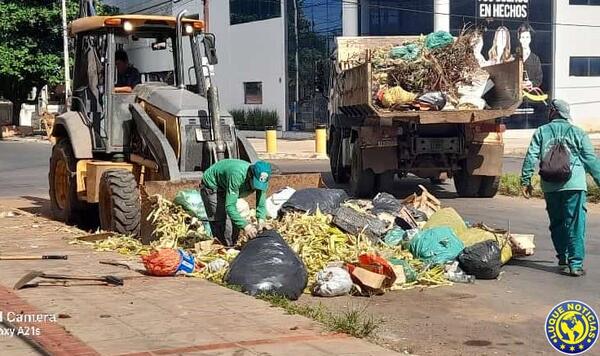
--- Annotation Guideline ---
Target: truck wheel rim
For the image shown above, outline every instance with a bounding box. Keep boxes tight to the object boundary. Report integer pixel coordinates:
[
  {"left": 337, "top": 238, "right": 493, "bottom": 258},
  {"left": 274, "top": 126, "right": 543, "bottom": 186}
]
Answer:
[{"left": 54, "top": 160, "right": 68, "bottom": 210}]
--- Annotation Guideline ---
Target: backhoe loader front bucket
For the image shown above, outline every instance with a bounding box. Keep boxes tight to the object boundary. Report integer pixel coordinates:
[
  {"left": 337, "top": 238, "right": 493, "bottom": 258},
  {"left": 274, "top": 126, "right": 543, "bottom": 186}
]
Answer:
[{"left": 139, "top": 172, "right": 325, "bottom": 244}]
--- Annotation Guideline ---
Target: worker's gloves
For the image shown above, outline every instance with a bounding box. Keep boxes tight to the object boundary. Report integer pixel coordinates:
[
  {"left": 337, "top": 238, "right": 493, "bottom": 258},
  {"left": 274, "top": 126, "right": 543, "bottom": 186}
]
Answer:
[
  {"left": 244, "top": 224, "right": 258, "bottom": 239},
  {"left": 257, "top": 219, "right": 266, "bottom": 232},
  {"left": 522, "top": 185, "right": 533, "bottom": 199}
]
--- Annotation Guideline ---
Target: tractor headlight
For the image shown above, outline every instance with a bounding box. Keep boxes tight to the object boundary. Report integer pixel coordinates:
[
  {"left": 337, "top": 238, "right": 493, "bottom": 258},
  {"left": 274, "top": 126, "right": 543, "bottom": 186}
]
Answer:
[
  {"left": 185, "top": 24, "right": 194, "bottom": 35},
  {"left": 123, "top": 21, "right": 134, "bottom": 32}
]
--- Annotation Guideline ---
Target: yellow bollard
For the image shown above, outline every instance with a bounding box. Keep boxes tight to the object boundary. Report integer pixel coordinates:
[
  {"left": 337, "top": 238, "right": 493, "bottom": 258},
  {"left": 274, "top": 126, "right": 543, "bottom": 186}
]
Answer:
[
  {"left": 265, "top": 126, "right": 277, "bottom": 154},
  {"left": 315, "top": 124, "right": 327, "bottom": 155}
]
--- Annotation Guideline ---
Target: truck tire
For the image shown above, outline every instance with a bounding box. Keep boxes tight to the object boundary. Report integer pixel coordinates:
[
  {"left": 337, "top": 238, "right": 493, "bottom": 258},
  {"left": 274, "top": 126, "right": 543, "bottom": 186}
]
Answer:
[
  {"left": 49, "top": 139, "right": 83, "bottom": 224},
  {"left": 99, "top": 170, "right": 141, "bottom": 236},
  {"left": 350, "top": 146, "right": 375, "bottom": 198},
  {"left": 430, "top": 178, "right": 447, "bottom": 185},
  {"left": 329, "top": 128, "right": 349, "bottom": 183},
  {"left": 479, "top": 176, "right": 501, "bottom": 198},
  {"left": 453, "top": 170, "right": 482, "bottom": 198}
]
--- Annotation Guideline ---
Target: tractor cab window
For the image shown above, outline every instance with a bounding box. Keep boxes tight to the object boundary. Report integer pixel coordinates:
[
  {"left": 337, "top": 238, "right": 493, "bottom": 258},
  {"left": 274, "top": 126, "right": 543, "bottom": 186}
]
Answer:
[
  {"left": 115, "top": 34, "right": 176, "bottom": 90},
  {"left": 114, "top": 30, "right": 202, "bottom": 93},
  {"left": 72, "top": 32, "right": 107, "bottom": 115}
]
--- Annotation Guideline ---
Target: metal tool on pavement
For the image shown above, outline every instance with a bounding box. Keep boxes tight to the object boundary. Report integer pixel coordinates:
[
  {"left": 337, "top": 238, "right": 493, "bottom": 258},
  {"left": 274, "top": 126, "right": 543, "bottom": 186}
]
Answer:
[
  {"left": 14, "top": 271, "right": 124, "bottom": 290},
  {"left": 0, "top": 255, "right": 68, "bottom": 261}
]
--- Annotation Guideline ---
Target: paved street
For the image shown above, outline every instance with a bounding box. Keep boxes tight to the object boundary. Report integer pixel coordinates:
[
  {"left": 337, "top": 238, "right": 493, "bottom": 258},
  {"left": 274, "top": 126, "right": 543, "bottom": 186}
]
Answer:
[{"left": 1, "top": 140, "right": 599, "bottom": 355}]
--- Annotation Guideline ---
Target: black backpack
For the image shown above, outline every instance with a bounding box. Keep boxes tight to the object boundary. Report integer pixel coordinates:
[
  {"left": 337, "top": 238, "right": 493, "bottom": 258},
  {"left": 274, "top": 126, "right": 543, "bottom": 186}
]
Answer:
[{"left": 539, "top": 126, "right": 574, "bottom": 183}]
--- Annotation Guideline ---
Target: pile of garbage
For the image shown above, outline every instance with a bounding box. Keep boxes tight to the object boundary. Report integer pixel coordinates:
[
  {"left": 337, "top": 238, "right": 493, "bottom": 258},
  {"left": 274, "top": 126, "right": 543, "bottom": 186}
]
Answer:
[
  {"left": 352, "top": 30, "right": 494, "bottom": 111},
  {"left": 81, "top": 185, "right": 535, "bottom": 301}
]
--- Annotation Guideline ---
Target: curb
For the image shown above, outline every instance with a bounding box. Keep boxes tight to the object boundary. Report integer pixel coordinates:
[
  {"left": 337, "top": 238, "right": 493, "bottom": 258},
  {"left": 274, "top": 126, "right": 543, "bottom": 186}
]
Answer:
[{"left": 258, "top": 153, "right": 329, "bottom": 160}]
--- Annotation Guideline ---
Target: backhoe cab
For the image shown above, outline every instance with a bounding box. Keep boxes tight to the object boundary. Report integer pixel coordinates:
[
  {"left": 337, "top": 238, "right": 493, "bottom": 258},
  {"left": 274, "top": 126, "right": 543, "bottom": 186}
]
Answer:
[{"left": 49, "top": 9, "right": 258, "bottom": 236}]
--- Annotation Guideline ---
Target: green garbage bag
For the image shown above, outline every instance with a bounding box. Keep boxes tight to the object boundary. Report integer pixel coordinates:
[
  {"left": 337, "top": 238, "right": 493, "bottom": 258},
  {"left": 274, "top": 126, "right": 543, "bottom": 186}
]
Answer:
[
  {"left": 388, "top": 258, "right": 418, "bottom": 283},
  {"left": 174, "top": 189, "right": 212, "bottom": 236},
  {"left": 390, "top": 43, "right": 421, "bottom": 61},
  {"left": 423, "top": 208, "right": 467, "bottom": 236},
  {"left": 425, "top": 31, "right": 454, "bottom": 50},
  {"left": 409, "top": 227, "right": 464, "bottom": 265},
  {"left": 383, "top": 227, "right": 405, "bottom": 247}
]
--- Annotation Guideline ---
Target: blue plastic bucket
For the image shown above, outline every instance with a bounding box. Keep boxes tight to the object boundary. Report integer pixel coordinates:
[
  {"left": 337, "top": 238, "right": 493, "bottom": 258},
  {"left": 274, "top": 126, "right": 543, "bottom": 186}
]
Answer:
[{"left": 176, "top": 249, "right": 196, "bottom": 274}]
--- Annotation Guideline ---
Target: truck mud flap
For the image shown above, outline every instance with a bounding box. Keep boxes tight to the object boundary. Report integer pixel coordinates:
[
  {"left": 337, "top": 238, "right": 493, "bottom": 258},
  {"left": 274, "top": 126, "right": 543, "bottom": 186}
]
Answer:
[{"left": 466, "top": 143, "right": 504, "bottom": 176}]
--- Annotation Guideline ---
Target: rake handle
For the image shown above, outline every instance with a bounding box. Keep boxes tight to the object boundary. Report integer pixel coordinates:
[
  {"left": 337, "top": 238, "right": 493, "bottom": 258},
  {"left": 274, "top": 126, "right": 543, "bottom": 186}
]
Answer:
[{"left": 0, "top": 255, "right": 68, "bottom": 260}]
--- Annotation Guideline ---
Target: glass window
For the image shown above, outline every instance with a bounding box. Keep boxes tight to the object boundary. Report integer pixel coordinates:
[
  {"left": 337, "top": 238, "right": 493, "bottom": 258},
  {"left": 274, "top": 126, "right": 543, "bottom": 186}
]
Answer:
[
  {"left": 230, "top": 0, "right": 281, "bottom": 25},
  {"left": 368, "top": 0, "right": 434, "bottom": 35},
  {"left": 591, "top": 57, "right": 600, "bottom": 76},
  {"left": 570, "top": 57, "right": 600, "bottom": 76},
  {"left": 244, "top": 82, "right": 263, "bottom": 104},
  {"left": 570, "top": 0, "right": 600, "bottom": 5}
]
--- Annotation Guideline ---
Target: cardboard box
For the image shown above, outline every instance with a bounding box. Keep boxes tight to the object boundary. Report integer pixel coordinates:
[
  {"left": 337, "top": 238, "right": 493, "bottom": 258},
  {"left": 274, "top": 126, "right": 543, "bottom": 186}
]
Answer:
[{"left": 351, "top": 267, "right": 386, "bottom": 291}]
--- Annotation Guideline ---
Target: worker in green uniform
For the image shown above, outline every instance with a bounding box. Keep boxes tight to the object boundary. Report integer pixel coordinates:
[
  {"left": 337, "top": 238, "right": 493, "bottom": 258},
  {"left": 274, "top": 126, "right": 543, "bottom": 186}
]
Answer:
[
  {"left": 521, "top": 99, "right": 600, "bottom": 276},
  {"left": 201, "top": 159, "right": 271, "bottom": 246}
]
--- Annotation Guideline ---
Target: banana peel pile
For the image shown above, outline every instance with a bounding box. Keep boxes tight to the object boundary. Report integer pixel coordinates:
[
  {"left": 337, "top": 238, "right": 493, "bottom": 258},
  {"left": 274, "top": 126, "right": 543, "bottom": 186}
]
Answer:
[{"left": 271, "top": 210, "right": 450, "bottom": 292}]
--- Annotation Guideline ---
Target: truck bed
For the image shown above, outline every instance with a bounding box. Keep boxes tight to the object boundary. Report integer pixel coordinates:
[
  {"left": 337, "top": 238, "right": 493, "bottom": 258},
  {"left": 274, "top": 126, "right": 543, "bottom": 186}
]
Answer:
[{"left": 332, "top": 36, "right": 523, "bottom": 124}]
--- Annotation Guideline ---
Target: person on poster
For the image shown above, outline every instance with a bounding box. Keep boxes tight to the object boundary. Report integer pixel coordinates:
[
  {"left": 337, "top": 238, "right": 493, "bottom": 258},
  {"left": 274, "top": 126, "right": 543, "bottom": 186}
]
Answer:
[
  {"left": 471, "top": 33, "right": 489, "bottom": 67},
  {"left": 518, "top": 23, "right": 543, "bottom": 89},
  {"left": 488, "top": 26, "right": 514, "bottom": 65}
]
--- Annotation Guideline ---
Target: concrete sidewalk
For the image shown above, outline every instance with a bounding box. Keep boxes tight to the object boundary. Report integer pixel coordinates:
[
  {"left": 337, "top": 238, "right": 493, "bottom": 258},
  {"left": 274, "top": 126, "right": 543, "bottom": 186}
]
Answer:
[{"left": 0, "top": 199, "right": 397, "bottom": 356}]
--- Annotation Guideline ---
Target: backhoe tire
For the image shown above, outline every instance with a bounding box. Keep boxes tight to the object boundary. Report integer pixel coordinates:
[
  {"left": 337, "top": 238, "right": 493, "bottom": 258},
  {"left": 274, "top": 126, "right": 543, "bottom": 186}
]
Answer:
[
  {"left": 479, "top": 176, "right": 501, "bottom": 198},
  {"left": 453, "top": 170, "right": 482, "bottom": 198},
  {"left": 49, "top": 139, "right": 82, "bottom": 224},
  {"left": 99, "top": 170, "right": 141, "bottom": 236},
  {"left": 329, "top": 128, "right": 350, "bottom": 183},
  {"left": 350, "top": 146, "right": 375, "bottom": 198}
]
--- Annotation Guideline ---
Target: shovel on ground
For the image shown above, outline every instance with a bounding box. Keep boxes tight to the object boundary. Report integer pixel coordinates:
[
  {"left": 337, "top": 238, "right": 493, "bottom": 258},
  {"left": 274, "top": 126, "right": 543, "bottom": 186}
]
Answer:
[{"left": 14, "top": 271, "right": 124, "bottom": 290}]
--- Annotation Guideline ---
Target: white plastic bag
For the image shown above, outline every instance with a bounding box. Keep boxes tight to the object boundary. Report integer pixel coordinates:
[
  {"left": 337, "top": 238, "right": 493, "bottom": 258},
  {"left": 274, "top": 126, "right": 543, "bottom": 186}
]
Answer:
[
  {"left": 265, "top": 187, "right": 296, "bottom": 219},
  {"left": 312, "top": 267, "right": 353, "bottom": 297}
]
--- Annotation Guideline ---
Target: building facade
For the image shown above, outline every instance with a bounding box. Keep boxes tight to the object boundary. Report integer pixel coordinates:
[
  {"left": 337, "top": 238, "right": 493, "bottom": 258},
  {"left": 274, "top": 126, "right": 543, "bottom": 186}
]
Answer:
[{"left": 105, "top": 0, "right": 600, "bottom": 131}]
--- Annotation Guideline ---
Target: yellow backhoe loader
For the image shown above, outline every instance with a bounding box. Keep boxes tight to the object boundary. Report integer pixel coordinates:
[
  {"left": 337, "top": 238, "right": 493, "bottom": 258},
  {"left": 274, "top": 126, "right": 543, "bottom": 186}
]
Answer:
[{"left": 49, "top": 1, "right": 321, "bottom": 239}]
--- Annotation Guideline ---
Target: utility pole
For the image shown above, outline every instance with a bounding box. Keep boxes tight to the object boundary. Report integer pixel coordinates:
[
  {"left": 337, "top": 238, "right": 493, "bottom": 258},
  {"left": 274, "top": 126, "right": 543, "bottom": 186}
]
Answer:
[
  {"left": 61, "top": 0, "right": 71, "bottom": 109},
  {"left": 293, "top": 0, "right": 299, "bottom": 129},
  {"left": 203, "top": 0, "right": 209, "bottom": 32}
]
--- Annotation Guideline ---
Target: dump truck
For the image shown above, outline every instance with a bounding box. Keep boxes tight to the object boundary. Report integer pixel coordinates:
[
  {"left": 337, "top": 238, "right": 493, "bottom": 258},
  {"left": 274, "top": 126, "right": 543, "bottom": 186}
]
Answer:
[
  {"left": 49, "top": 1, "right": 321, "bottom": 239},
  {"left": 328, "top": 36, "right": 523, "bottom": 198}
]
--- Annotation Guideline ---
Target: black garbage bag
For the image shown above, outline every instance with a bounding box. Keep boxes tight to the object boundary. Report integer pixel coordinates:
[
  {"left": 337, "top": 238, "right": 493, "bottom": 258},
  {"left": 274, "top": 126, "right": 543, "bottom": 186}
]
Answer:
[
  {"left": 281, "top": 188, "right": 348, "bottom": 215},
  {"left": 372, "top": 192, "right": 402, "bottom": 215},
  {"left": 333, "top": 206, "right": 388, "bottom": 243},
  {"left": 225, "top": 230, "right": 308, "bottom": 300},
  {"left": 418, "top": 92, "right": 447, "bottom": 111},
  {"left": 458, "top": 240, "right": 501, "bottom": 279},
  {"left": 406, "top": 206, "right": 428, "bottom": 222}
]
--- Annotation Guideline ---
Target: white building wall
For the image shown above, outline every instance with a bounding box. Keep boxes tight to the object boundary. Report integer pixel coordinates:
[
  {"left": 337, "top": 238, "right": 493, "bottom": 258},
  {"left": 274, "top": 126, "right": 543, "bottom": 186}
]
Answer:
[
  {"left": 554, "top": 0, "right": 600, "bottom": 132},
  {"left": 209, "top": 1, "right": 287, "bottom": 128}
]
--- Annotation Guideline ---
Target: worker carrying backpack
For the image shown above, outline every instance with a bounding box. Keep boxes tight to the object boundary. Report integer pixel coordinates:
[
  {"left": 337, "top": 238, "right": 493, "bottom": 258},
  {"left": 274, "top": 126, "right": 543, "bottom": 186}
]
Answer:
[{"left": 539, "top": 126, "right": 574, "bottom": 183}]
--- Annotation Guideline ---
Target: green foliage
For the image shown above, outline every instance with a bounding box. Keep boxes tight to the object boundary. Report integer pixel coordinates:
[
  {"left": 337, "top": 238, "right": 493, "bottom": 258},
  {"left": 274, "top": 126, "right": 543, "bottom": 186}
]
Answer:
[
  {"left": 499, "top": 173, "right": 600, "bottom": 203},
  {"left": 229, "top": 109, "right": 246, "bottom": 126},
  {"left": 258, "top": 293, "right": 379, "bottom": 338},
  {"left": 0, "top": 1, "right": 116, "bottom": 106},
  {"left": 230, "top": 108, "right": 279, "bottom": 130}
]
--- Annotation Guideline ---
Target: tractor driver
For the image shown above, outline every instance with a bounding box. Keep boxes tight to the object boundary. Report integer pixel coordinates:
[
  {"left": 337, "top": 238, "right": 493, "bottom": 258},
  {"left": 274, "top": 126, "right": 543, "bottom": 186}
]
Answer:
[
  {"left": 115, "top": 49, "right": 141, "bottom": 89},
  {"left": 200, "top": 159, "right": 272, "bottom": 247}
]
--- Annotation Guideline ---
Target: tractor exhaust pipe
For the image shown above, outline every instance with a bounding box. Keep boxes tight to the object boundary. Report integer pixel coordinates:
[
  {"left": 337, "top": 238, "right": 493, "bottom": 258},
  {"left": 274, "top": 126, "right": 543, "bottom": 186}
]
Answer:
[
  {"left": 175, "top": 10, "right": 187, "bottom": 89},
  {"left": 208, "top": 86, "right": 226, "bottom": 160}
]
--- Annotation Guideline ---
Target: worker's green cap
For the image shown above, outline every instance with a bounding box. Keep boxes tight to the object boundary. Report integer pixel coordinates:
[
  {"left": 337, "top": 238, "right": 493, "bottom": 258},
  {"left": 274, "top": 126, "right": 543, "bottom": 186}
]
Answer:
[
  {"left": 550, "top": 99, "right": 572, "bottom": 120},
  {"left": 251, "top": 161, "right": 272, "bottom": 191}
]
